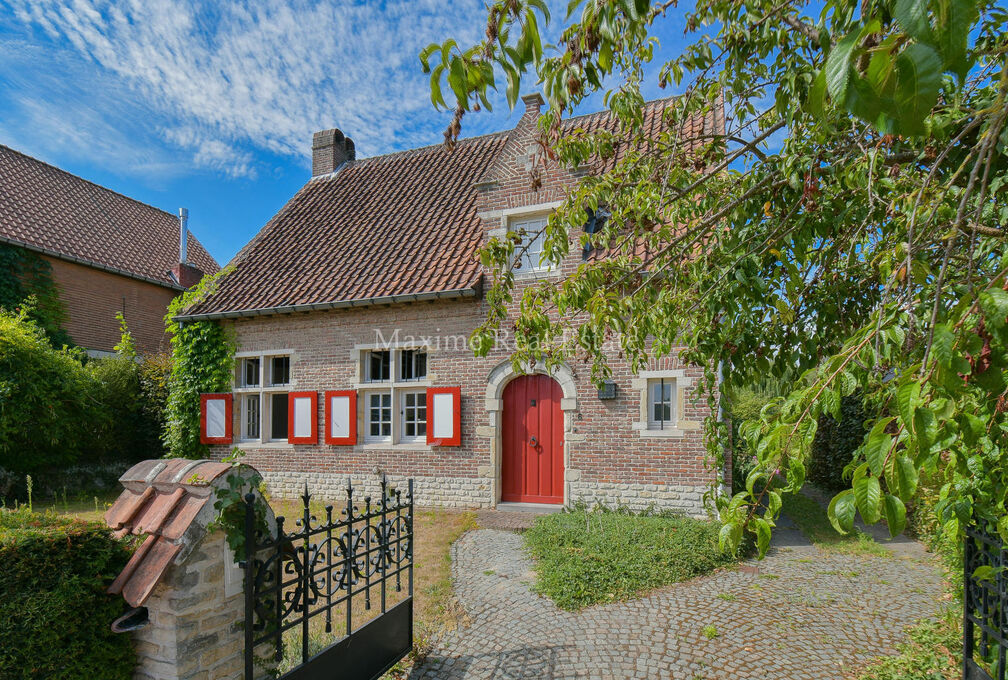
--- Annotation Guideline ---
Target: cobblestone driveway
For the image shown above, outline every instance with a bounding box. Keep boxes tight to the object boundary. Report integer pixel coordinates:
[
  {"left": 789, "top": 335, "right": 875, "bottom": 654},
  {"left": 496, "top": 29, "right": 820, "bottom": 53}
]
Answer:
[{"left": 411, "top": 518, "right": 944, "bottom": 680}]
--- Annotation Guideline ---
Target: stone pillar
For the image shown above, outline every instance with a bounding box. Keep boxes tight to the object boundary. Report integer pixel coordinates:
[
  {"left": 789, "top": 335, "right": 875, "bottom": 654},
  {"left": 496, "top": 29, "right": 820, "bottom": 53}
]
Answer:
[{"left": 132, "top": 530, "right": 247, "bottom": 680}]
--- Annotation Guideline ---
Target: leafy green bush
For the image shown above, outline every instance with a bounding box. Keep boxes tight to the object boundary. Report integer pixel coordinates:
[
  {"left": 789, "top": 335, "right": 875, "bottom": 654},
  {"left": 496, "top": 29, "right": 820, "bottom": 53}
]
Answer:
[
  {"left": 0, "top": 508, "right": 135, "bottom": 680},
  {"left": 0, "top": 307, "right": 95, "bottom": 473},
  {"left": 0, "top": 308, "right": 167, "bottom": 481},
  {"left": 808, "top": 394, "right": 872, "bottom": 492},
  {"left": 524, "top": 507, "right": 738, "bottom": 610}
]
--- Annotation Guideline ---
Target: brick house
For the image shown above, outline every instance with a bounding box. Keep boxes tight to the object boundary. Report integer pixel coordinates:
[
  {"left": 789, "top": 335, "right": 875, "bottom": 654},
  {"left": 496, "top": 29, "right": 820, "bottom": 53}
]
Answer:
[
  {"left": 0, "top": 144, "right": 219, "bottom": 354},
  {"left": 179, "top": 95, "right": 726, "bottom": 514}
]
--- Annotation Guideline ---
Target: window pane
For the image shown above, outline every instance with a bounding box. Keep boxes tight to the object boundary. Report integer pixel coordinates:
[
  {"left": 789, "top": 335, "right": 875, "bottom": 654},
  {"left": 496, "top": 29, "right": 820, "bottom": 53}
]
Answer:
[
  {"left": 369, "top": 351, "right": 390, "bottom": 381},
  {"left": 415, "top": 352, "right": 426, "bottom": 379},
  {"left": 271, "top": 393, "right": 288, "bottom": 439},
  {"left": 653, "top": 402, "right": 664, "bottom": 423},
  {"left": 662, "top": 404, "right": 672, "bottom": 422},
  {"left": 243, "top": 358, "right": 260, "bottom": 387},
  {"left": 245, "top": 395, "right": 260, "bottom": 439},
  {"left": 663, "top": 382, "right": 672, "bottom": 401},
  {"left": 270, "top": 357, "right": 290, "bottom": 386}
]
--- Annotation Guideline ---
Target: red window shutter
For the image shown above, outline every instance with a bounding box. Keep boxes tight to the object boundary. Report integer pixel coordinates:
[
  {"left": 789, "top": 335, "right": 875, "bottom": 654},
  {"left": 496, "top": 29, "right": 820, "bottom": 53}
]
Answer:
[
  {"left": 287, "top": 391, "right": 318, "bottom": 444},
  {"left": 324, "top": 390, "right": 357, "bottom": 446},
  {"left": 426, "top": 386, "right": 461, "bottom": 447},
  {"left": 200, "top": 393, "right": 233, "bottom": 445}
]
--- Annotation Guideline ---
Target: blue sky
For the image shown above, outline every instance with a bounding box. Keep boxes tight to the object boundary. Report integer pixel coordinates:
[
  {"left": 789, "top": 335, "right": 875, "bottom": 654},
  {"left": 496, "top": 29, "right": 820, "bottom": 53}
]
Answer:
[{"left": 0, "top": 1, "right": 697, "bottom": 265}]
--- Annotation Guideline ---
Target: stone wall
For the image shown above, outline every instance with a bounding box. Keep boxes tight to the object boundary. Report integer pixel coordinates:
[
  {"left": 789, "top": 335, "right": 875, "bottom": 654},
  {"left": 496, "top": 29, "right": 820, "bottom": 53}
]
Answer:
[{"left": 131, "top": 530, "right": 259, "bottom": 680}]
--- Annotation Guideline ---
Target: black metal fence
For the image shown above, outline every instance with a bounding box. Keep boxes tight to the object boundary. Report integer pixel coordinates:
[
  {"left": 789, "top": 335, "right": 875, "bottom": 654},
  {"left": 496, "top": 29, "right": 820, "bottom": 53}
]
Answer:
[
  {"left": 964, "top": 524, "right": 1006, "bottom": 680},
  {"left": 241, "top": 478, "right": 414, "bottom": 680}
]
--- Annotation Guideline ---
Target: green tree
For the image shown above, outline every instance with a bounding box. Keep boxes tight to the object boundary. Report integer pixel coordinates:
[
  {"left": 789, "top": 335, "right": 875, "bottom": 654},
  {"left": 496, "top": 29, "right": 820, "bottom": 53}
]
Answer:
[{"left": 422, "top": 0, "right": 1007, "bottom": 555}]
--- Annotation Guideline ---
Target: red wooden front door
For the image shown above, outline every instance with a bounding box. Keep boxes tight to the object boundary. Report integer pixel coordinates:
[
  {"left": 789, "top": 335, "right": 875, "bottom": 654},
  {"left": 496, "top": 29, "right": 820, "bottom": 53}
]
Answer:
[{"left": 501, "top": 375, "right": 563, "bottom": 504}]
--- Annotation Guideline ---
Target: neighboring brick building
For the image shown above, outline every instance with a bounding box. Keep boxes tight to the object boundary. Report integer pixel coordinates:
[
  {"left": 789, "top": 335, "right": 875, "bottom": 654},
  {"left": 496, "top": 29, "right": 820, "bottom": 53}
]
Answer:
[
  {"left": 0, "top": 144, "right": 219, "bottom": 354},
  {"left": 179, "top": 95, "right": 726, "bottom": 514}
]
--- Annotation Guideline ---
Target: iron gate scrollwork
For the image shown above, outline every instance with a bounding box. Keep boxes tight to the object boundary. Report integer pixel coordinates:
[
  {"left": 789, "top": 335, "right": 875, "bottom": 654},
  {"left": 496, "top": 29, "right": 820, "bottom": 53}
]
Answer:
[
  {"left": 964, "top": 524, "right": 1006, "bottom": 680},
  {"left": 241, "top": 478, "right": 414, "bottom": 680}
]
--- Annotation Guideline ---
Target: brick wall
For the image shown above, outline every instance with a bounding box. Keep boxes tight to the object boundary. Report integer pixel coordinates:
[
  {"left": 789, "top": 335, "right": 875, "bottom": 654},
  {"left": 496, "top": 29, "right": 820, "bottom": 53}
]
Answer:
[
  {"left": 44, "top": 255, "right": 177, "bottom": 354},
  {"left": 210, "top": 95, "right": 723, "bottom": 514}
]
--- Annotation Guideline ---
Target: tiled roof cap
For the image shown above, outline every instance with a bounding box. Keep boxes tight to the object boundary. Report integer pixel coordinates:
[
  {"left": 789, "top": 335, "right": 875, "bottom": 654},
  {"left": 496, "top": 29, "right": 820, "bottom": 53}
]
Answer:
[{"left": 104, "top": 459, "right": 257, "bottom": 607}]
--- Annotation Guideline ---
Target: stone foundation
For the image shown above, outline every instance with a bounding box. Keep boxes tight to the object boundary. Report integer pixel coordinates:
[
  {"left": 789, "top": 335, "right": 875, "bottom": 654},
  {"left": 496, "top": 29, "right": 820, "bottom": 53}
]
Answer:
[
  {"left": 263, "top": 470, "right": 492, "bottom": 509},
  {"left": 567, "top": 480, "right": 711, "bottom": 517}
]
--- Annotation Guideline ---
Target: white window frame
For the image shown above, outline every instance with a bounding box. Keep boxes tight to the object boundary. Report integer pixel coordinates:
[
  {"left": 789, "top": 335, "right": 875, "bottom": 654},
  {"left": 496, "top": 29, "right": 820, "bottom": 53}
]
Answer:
[
  {"left": 647, "top": 378, "right": 677, "bottom": 431},
  {"left": 234, "top": 351, "right": 295, "bottom": 444},
  {"left": 353, "top": 343, "right": 434, "bottom": 447},
  {"left": 364, "top": 390, "right": 393, "bottom": 443},
  {"left": 631, "top": 369, "right": 696, "bottom": 438},
  {"left": 399, "top": 349, "right": 428, "bottom": 382},
  {"left": 399, "top": 390, "right": 428, "bottom": 443},
  {"left": 509, "top": 216, "right": 552, "bottom": 274},
  {"left": 364, "top": 350, "right": 391, "bottom": 384}
]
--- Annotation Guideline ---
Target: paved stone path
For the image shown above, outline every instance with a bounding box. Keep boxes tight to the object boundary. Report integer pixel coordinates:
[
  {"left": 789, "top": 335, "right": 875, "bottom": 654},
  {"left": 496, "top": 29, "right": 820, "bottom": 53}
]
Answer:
[{"left": 411, "top": 516, "right": 945, "bottom": 680}]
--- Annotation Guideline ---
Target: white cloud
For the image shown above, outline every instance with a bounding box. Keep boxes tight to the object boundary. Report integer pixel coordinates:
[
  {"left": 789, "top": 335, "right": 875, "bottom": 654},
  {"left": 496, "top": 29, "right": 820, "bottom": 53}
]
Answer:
[{"left": 2, "top": 0, "right": 505, "bottom": 178}]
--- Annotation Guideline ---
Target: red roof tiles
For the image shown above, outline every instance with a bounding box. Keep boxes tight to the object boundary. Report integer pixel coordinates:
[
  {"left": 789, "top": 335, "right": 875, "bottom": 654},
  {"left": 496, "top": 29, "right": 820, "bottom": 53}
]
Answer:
[
  {"left": 0, "top": 144, "right": 219, "bottom": 287},
  {"left": 180, "top": 97, "right": 719, "bottom": 319},
  {"left": 105, "top": 459, "right": 232, "bottom": 606}
]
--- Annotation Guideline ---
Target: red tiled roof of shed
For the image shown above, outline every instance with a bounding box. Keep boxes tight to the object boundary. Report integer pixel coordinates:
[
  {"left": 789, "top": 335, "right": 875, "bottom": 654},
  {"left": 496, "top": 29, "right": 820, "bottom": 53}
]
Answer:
[{"left": 105, "top": 459, "right": 232, "bottom": 607}]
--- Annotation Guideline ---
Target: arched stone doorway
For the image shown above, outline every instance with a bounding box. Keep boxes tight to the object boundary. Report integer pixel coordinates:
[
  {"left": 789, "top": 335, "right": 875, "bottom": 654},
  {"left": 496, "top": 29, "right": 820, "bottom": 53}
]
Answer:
[{"left": 484, "top": 361, "right": 579, "bottom": 506}]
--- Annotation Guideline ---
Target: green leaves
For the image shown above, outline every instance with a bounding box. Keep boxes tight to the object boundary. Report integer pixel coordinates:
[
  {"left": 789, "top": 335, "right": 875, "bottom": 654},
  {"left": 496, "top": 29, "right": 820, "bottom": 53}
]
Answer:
[
  {"left": 882, "top": 494, "right": 907, "bottom": 536},
  {"left": 829, "top": 489, "right": 857, "bottom": 534},
  {"left": 863, "top": 417, "right": 894, "bottom": 477},
  {"left": 853, "top": 475, "right": 882, "bottom": 524},
  {"left": 892, "top": 43, "right": 943, "bottom": 135}
]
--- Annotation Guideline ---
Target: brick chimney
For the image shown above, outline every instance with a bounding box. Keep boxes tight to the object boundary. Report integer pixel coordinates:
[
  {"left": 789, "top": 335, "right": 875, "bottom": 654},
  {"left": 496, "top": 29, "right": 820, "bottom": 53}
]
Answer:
[
  {"left": 521, "top": 92, "right": 544, "bottom": 116},
  {"left": 312, "top": 128, "right": 356, "bottom": 176}
]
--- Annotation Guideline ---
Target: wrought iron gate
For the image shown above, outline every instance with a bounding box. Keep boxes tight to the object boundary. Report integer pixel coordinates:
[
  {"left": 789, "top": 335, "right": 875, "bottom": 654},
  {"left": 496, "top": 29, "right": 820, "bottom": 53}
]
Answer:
[
  {"left": 241, "top": 478, "right": 413, "bottom": 680},
  {"left": 964, "top": 524, "right": 1006, "bottom": 680}
]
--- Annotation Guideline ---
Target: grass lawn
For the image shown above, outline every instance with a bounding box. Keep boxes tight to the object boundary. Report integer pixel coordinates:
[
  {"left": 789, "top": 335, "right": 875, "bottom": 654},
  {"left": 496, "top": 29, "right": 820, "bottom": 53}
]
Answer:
[
  {"left": 524, "top": 507, "right": 738, "bottom": 610},
  {"left": 781, "top": 491, "right": 890, "bottom": 557},
  {"left": 8, "top": 492, "right": 120, "bottom": 523}
]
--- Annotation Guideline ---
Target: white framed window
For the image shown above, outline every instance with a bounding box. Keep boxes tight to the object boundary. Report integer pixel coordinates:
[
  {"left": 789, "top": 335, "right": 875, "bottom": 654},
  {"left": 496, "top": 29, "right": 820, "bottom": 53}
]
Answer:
[
  {"left": 365, "top": 350, "right": 391, "bottom": 383},
  {"left": 400, "top": 391, "right": 427, "bottom": 441},
  {"left": 355, "top": 346, "right": 433, "bottom": 445},
  {"left": 234, "top": 352, "right": 293, "bottom": 443},
  {"left": 365, "top": 391, "right": 393, "bottom": 442},
  {"left": 241, "top": 394, "right": 260, "bottom": 439},
  {"left": 510, "top": 216, "right": 551, "bottom": 274},
  {"left": 648, "top": 378, "right": 676, "bottom": 430},
  {"left": 399, "top": 349, "right": 427, "bottom": 381}
]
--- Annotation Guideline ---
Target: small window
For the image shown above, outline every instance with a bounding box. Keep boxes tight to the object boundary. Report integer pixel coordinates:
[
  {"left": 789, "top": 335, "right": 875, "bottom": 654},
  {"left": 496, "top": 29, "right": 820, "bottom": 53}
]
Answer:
[
  {"left": 366, "top": 351, "right": 391, "bottom": 383},
  {"left": 648, "top": 378, "right": 675, "bottom": 430},
  {"left": 511, "top": 217, "right": 550, "bottom": 273},
  {"left": 269, "top": 356, "right": 290, "bottom": 386},
  {"left": 242, "top": 394, "right": 260, "bottom": 439},
  {"left": 271, "top": 393, "right": 289, "bottom": 440},
  {"left": 400, "top": 350, "right": 427, "bottom": 381},
  {"left": 241, "top": 358, "right": 260, "bottom": 387},
  {"left": 367, "top": 392, "right": 392, "bottom": 440},
  {"left": 401, "top": 391, "right": 427, "bottom": 440}
]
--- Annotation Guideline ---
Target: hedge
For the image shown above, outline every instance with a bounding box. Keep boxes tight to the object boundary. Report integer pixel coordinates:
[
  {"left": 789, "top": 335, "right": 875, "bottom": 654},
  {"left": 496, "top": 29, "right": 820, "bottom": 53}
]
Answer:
[{"left": 0, "top": 509, "right": 135, "bottom": 680}]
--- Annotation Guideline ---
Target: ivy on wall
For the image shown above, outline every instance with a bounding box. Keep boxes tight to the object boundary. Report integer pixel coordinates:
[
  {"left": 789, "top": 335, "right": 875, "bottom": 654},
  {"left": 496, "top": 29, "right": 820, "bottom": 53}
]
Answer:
[
  {"left": 163, "top": 266, "right": 235, "bottom": 458},
  {"left": 0, "top": 243, "right": 72, "bottom": 347}
]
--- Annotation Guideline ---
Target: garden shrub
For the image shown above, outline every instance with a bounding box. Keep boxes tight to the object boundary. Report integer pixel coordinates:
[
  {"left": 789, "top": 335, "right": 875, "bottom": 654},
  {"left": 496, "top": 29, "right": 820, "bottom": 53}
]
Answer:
[
  {"left": 0, "top": 508, "right": 135, "bottom": 680},
  {"left": 0, "top": 308, "right": 167, "bottom": 484},
  {"left": 0, "top": 307, "right": 96, "bottom": 473},
  {"left": 807, "top": 394, "right": 872, "bottom": 491}
]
